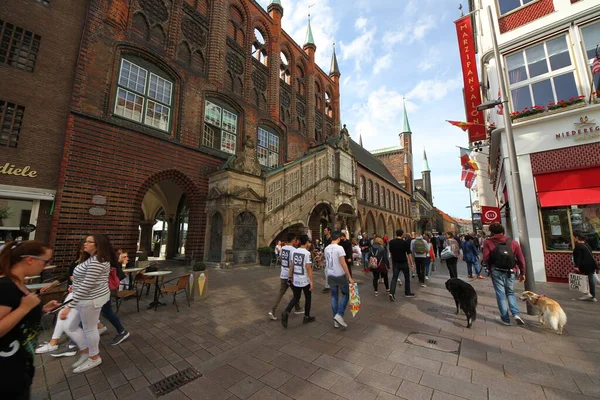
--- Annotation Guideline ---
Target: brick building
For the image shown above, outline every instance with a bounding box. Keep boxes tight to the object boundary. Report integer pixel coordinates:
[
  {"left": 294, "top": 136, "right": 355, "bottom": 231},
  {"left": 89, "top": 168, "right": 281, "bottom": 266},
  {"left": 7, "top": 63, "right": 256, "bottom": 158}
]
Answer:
[{"left": 0, "top": 0, "right": 88, "bottom": 244}]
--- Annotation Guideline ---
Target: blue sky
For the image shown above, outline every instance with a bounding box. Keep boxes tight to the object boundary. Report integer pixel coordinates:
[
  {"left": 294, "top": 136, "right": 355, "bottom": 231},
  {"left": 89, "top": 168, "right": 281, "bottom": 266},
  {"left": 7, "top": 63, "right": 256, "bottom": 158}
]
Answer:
[{"left": 258, "top": 0, "right": 474, "bottom": 219}]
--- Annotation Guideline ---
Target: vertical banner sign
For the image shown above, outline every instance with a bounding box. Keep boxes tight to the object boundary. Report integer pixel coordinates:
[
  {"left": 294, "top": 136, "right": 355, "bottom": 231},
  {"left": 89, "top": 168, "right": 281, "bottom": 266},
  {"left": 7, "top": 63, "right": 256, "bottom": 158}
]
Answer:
[{"left": 455, "top": 16, "right": 486, "bottom": 143}]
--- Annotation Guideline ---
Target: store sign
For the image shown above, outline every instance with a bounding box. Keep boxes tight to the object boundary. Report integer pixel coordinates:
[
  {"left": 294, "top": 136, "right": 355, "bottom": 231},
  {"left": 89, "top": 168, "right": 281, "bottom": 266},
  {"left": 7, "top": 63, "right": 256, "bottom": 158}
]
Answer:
[
  {"left": 555, "top": 116, "right": 600, "bottom": 141},
  {"left": 455, "top": 16, "right": 486, "bottom": 143},
  {"left": 481, "top": 206, "right": 501, "bottom": 224},
  {"left": 0, "top": 163, "right": 37, "bottom": 178}
]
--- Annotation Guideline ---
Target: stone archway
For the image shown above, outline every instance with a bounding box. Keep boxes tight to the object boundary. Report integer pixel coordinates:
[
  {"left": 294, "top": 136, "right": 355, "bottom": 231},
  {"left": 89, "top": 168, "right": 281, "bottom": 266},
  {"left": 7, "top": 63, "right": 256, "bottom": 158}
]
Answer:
[
  {"left": 308, "top": 203, "right": 334, "bottom": 243},
  {"left": 365, "top": 211, "right": 376, "bottom": 236},
  {"left": 337, "top": 203, "right": 356, "bottom": 236},
  {"left": 134, "top": 169, "right": 202, "bottom": 260},
  {"left": 377, "top": 214, "right": 386, "bottom": 237},
  {"left": 233, "top": 211, "right": 258, "bottom": 264}
]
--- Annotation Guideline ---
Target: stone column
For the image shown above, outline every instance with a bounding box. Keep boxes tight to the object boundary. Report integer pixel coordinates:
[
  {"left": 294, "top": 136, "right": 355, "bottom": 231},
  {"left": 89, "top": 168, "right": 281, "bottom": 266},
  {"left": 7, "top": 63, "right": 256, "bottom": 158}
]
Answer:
[
  {"left": 139, "top": 220, "right": 156, "bottom": 255},
  {"left": 166, "top": 215, "right": 177, "bottom": 259}
]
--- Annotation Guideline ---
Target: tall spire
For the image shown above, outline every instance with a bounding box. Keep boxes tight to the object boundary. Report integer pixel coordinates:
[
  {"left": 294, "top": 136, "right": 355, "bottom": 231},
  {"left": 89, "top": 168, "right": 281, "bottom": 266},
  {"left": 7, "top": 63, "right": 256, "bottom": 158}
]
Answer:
[
  {"left": 359, "top": 133, "right": 363, "bottom": 148},
  {"left": 330, "top": 42, "right": 340, "bottom": 76},
  {"left": 305, "top": 14, "right": 315, "bottom": 46},
  {"left": 401, "top": 98, "right": 411, "bottom": 134},
  {"left": 423, "top": 148, "right": 431, "bottom": 172}
]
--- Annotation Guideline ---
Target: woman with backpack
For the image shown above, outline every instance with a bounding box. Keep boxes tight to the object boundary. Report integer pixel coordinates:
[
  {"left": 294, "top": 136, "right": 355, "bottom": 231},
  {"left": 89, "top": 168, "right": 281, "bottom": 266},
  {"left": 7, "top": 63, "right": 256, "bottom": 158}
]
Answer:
[
  {"left": 444, "top": 232, "right": 461, "bottom": 279},
  {"left": 573, "top": 231, "right": 599, "bottom": 302},
  {"left": 369, "top": 237, "right": 390, "bottom": 296},
  {"left": 463, "top": 235, "right": 483, "bottom": 279}
]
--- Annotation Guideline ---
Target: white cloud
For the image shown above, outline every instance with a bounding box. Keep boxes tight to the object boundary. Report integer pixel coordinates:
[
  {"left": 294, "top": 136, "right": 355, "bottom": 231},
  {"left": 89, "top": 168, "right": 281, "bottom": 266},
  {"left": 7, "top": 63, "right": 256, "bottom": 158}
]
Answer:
[
  {"left": 418, "top": 60, "right": 435, "bottom": 71},
  {"left": 373, "top": 54, "right": 393, "bottom": 74},
  {"left": 406, "top": 76, "right": 462, "bottom": 102},
  {"left": 339, "top": 27, "right": 376, "bottom": 71},
  {"left": 354, "top": 16, "right": 368, "bottom": 30},
  {"left": 382, "top": 17, "right": 436, "bottom": 47}
]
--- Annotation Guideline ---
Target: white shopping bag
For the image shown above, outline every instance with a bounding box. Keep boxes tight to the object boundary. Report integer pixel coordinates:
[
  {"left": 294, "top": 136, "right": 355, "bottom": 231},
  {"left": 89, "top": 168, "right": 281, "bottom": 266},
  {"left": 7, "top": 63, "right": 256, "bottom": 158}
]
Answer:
[{"left": 569, "top": 273, "right": 589, "bottom": 293}]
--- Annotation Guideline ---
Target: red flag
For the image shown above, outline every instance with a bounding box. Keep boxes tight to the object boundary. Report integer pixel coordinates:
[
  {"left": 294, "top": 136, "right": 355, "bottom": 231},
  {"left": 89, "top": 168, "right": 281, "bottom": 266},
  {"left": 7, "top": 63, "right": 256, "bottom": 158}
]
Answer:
[
  {"left": 459, "top": 147, "right": 472, "bottom": 170},
  {"left": 496, "top": 91, "right": 503, "bottom": 115},
  {"left": 464, "top": 170, "right": 476, "bottom": 188},
  {"left": 447, "top": 120, "right": 471, "bottom": 131},
  {"left": 461, "top": 168, "right": 468, "bottom": 181},
  {"left": 593, "top": 56, "right": 600, "bottom": 75}
]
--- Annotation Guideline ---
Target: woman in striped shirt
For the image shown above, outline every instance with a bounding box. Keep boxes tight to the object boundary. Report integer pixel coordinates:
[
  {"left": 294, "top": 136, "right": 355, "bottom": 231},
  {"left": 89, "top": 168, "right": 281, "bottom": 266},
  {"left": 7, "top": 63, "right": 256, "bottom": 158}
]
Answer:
[{"left": 61, "top": 234, "right": 112, "bottom": 374}]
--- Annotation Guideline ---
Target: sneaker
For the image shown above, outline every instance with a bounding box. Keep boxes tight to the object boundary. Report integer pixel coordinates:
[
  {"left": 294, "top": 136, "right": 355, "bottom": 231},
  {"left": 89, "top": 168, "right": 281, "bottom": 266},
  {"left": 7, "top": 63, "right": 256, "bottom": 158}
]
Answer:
[
  {"left": 420, "top": 284, "right": 427, "bottom": 288},
  {"left": 334, "top": 320, "right": 340, "bottom": 329},
  {"left": 468, "top": 275, "right": 474, "bottom": 279},
  {"left": 398, "top": 280, "right": 403, "bottom": 286},
  {"left": 98, "top": 326, "right": 108, "bottom": 335},
  {"left": 281, "top": 311, "right": 288, "bottom": 328},
  {"left": 412, "top": 274, "right": 416, "bottom": 278},
  {"left": 322, "top": 287, "right": 330, "bottom": 293},
  {"left": 405, "top": 293, "right": 415, "bottom": 298},
  {"left": 333, "top": 314, "right": 347, "bottom": 328},
  {"left": 578, "top": 295, "right": 593, "bottom": 301},
  {"left": 51, "top": 345, "right": 77, "bottom": 358},
  {"left": 477, "top": 276, "right": 485, "bottom": 279},
  {"left": 294, "top": 309, "right": 305, "bottom": 315},
  {"left": 389, "top": 293, "right": 395, "bottom": 302},
  {"left": 592, "top": 298, "right": 598, "bottom": 302},
  {"left": 72, "top": 354, "right": 89, "bottom": 369},
  {"left": 375, "top": 291, "right": 379, "bottom": 296},
  {"left": 514, "top": 316, "right": 525, "bottom": 326},
  {"left": 496, "top": 317, "right": 511, "bottom": 326},
  {"left": 303, "top": 316, "right": 316, "bottom": 324},
  {"left": 110, "top": 330, "right": 130, "bottom": 346},
  {"left": 268, "top": 311, "right": 277, "bottom": 321},
  {"left": 73, "top": 357, "right": 102, "bottom": 374},
  {"left": 35, "top": 342, "right": 58, "bottom": 354},
  {"left": 425, "top": 276, "right": 429, "bottom": 280}
]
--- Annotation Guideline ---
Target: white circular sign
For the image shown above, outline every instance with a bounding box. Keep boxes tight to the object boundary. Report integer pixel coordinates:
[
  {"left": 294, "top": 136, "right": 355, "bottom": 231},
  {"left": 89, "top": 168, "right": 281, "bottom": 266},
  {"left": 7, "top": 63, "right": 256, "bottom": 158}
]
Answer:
[{"left": 484, "top": 210, "right": 498, "bottom": 221}]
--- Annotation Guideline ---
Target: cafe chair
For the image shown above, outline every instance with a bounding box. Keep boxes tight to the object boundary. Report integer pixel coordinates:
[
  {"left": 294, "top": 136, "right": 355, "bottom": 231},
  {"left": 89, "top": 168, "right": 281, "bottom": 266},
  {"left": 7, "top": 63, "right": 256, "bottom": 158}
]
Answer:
[
  {"left": 159, "top": 273, "right": 191, "bottom": 312},
  {"left": 114, "top": 287, "right": 139, "bottom": 313},
  {"left": 135, "top": 263, "right": 161, "bottom": 296}
]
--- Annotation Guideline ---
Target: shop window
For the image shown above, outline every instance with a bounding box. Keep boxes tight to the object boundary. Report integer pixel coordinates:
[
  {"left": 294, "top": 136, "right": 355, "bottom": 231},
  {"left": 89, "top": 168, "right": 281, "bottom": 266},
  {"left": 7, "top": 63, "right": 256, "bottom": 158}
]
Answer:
[
  {"left": 114, "top": 58, "right": 173, "bottom": 132},
  {"left": 506, "top": 34, "right": 578, "bottom": 112},
  {"left": 0, "top": 198, "right": 33, "bottom": 243},
  {"left": 498, "top": 0, "right": 535, "bottom": 15},
  {"left": 257, "top": 127, "right": 280, "bottom": 168},
  {"left": 0, "top": 100, "right": 25, "bottom": 148},
  {"left": 0, "top": 20, "right": 41, "bottom": 72},
  {"left": 581, "top": 21, "right": 600, "bottom": 91},
  {"left": 541, "top": 204, "right": 600, "bottom": 251},
  {"left": 203, "top": 100, "right": 238, "bottom": 154}
]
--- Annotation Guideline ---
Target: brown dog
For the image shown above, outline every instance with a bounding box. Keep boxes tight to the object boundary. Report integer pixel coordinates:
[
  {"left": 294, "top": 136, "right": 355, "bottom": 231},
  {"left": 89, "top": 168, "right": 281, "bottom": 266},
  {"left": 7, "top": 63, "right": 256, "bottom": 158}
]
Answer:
[{"left": 520, "top": 291, "right": 567, "bottom": 334}]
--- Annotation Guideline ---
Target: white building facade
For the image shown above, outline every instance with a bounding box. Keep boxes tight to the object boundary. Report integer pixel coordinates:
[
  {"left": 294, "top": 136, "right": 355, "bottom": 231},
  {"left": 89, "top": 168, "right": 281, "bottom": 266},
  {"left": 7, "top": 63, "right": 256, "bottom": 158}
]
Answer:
[{"left": 473, "top": 0, "right": 600, "bottom": 282}]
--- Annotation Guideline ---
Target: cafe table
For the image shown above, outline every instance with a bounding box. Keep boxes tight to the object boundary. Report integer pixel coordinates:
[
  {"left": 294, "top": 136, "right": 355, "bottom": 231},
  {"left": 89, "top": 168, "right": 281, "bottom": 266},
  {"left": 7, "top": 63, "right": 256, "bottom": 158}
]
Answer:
[
  {"left": 143, "top": 270, "right": 172, "bottom": 311},
  {"left": 122, "top": 267, "right": 146, "bottom": 290},
  {"left": 26, "top": 283, "right": 49, "bottom": 291}
]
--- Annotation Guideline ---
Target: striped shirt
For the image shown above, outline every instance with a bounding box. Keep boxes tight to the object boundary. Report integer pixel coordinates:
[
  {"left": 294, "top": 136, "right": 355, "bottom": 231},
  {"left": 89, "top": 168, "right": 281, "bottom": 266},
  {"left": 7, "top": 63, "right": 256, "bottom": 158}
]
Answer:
[{"left": 69, "top": 255, "right": 110, "bottom": 307}]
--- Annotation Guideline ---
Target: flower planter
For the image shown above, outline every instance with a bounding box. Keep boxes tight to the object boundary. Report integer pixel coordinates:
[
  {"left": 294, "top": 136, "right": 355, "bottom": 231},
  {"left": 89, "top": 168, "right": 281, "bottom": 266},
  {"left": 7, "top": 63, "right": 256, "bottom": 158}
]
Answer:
[
  {"left": 546, "top": 101, "right": 586, "bottom": 116},
  {"left": 511, "top": 112, "right": 545, "bottom": 123},
  {"left": 259, "top": 252, "right": 272, "bottom": 266}
]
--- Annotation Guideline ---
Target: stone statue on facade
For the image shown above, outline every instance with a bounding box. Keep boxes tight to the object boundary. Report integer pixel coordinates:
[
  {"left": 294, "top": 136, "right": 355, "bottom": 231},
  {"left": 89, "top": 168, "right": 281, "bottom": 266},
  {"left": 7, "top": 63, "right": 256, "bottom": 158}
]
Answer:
[
  {"left": 228, "top": 134, "right": 262, "bottom": 176},
  {"left": 339, "top": 124, "right": 350, "bottom": 151}
]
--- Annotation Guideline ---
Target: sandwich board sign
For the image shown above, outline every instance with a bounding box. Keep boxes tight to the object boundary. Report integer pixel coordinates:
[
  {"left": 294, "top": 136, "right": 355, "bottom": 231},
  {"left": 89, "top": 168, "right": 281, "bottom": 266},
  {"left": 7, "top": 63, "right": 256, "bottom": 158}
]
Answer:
[{"left": 568, "top": 273, "right": 589, "bottom": 293}]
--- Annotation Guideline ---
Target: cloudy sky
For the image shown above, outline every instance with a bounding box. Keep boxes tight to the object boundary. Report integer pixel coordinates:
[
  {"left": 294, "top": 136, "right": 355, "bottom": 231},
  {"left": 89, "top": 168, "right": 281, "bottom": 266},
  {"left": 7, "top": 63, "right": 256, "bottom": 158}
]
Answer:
[{"left": 257, "top": 0, "right": 476, "bottom": 219}]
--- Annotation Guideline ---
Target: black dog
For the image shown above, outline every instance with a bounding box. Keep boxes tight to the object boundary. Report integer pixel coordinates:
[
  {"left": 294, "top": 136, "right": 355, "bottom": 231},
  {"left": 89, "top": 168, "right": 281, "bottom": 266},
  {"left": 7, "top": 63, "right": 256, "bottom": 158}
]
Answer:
[{"left": 445, "top": 278, "right": 478, "bottom": 328}]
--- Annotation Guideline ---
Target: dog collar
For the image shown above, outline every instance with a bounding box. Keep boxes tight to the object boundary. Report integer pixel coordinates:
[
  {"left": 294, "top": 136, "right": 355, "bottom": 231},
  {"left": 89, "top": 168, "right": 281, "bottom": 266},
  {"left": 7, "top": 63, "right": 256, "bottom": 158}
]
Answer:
[{"left": 532, "top": 294, "right": 546, "bottom": 305}]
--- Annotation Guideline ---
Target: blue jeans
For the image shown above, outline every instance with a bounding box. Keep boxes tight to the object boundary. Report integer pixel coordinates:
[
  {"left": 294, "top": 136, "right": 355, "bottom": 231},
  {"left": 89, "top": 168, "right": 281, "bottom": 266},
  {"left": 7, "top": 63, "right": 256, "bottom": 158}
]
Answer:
[
  {"left": 425, "top": 259, "right": 431, "bottom": 276},
  {"left": 491, "top": 269, "right": 520, "bottom": 322},
  {"left": 466, "top": 260, "right": 481, "bottom": 276},
  {"left": 362, "top": 252, "right": 369, "bottom": 268},
  {"left": 330, "top": 284, "right": 349, "bottom": 317},
  {"left": 102, "top": 299, "right": 125, "bottom": 334}
]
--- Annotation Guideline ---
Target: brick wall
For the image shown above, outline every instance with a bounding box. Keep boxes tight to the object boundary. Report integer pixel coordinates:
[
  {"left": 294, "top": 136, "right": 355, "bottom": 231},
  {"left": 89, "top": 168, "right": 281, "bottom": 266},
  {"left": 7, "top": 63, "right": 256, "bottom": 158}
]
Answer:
[
  {"left": 0, "top": 0, "right": 87, "bottom": 190},
  {"left": 498, "top": 0, "right": 555, "bottom": 34},
  {"left": 373, "top": 150, "right": 405, "bottom": 186}
]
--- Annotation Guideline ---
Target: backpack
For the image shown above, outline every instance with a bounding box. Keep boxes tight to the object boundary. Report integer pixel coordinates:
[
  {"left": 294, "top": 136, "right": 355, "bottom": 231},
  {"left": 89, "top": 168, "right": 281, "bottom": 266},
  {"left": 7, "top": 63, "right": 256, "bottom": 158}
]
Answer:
[
  {"left": 413, "top": 239, "right": 427, "bottom": 255},
  {"left": 368, "top": 248, "right": 381, "bottom": 270},
  {"left": 491, "top": 239, "right": 516, "bottom": 270},
  {"left": 109, "top": 267, "right": 120, "bottom": 291}
]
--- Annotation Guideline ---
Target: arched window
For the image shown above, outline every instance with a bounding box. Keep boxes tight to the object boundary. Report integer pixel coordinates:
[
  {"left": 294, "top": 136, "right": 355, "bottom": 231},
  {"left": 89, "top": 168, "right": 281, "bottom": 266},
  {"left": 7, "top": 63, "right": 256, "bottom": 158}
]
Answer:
[
  {"left": 257, "top": 126, "right": 280, "bottom": 168},
  {"left": 392, "top": 192, "right": 396, "bottom": 211},
  {"left": 114, "top": 57, "right": 173, "bottom": 132},
  {"left": 203, "top": 99, "right": 238, "bottom": 154},
  {"left": 367, "top": 180, "right": 373, "bottom": 203},
  {"left": 315, "top": 81, "right": 322, "bottom": 109},
  {"left": 360, "top": 176, "right": 366, "bottom": 200},
  {"left": 387, "top": 190, "right": 391, "bottom": 211},
  {"left": 297, "top": 65, "right": 305, "bottom": 96},
  {"left": 280, "top": 51, "right": 291, "bottom": 85},
  {"left": 252, "top": 28, "right": 267, "bottom": 65},
  {"left": 380, "top": 187, "right": 385, "bottom": 207},
  {"left": 374, "top": 183, "right": 379, "bottom": 206},
  {"left": 325, "top": 91, "right": 333, "bottom": 117}
]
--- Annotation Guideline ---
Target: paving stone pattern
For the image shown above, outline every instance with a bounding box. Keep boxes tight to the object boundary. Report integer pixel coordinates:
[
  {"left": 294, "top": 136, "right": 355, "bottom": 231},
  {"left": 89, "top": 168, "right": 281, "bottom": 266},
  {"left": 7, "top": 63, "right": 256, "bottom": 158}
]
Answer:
[{"left": 32, "top": 260, "right": 600, "bottom": 399}]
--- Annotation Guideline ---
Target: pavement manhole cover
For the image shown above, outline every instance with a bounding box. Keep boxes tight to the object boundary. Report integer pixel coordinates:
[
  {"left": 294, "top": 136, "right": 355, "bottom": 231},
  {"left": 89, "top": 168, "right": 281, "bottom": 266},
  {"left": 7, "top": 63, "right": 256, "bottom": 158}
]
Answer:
[
  {"left": 405, "top": 333, "right": 460, "bottom": 353},
  {"left": 150, "top": 367, "right": 202, "bottom": 397}
]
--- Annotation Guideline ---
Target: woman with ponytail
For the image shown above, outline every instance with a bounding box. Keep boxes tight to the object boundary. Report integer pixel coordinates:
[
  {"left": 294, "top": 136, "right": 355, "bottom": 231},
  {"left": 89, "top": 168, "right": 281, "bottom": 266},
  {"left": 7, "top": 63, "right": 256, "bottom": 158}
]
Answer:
[{"left": 0, "top": 240, "right": 59, "bottom": 399}]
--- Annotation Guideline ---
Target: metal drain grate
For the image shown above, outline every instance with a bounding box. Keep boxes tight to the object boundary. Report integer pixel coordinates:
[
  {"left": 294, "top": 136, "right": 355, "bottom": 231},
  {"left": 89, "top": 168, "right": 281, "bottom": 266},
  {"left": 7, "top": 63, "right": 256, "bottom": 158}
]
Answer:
[
  {"left": 428, "top": 339, "right": 438, "bottom": 345},
  {"left": 405, "top": 333, "right": 460, "bottom": 353},
  {"left": 150, "top": 367, "right": 202, "bottom": 397}
]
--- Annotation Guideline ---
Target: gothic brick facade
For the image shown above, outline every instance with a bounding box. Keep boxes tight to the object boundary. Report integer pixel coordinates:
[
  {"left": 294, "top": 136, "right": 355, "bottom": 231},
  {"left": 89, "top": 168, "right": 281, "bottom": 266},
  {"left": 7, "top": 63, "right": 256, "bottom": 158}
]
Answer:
[{"left": 44, "top": 0, "right": 340, "bottom": 263}]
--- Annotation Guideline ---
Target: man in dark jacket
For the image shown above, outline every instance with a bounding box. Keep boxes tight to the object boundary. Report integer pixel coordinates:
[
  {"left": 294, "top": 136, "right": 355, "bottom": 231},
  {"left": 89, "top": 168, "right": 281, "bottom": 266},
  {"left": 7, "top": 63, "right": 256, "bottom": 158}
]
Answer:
[
  {"left": 359, "top": 232, "right": 370, "bottom": 271},
  {"left": 483, "top": 223, "right": 526, "bottom": 326},
  {"left": 340, "top": 231, "right": 353, "bottom": 277}
]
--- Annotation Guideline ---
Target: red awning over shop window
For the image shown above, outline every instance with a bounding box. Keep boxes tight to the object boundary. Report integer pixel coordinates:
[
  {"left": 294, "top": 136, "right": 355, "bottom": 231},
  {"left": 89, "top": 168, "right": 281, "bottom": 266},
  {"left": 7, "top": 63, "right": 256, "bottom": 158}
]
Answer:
[{"left": 536, "top": 167, "right": 600, "bottom": 207}]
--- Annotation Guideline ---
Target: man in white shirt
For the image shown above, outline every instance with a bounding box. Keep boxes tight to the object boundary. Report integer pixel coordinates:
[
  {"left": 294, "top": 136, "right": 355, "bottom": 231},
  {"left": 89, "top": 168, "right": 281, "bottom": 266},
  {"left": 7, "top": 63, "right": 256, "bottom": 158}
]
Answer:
[
  {"left": 324, "top": 231, "right": 355, "bottom": 328},
  {"left": 281, "top": 234, "right": 315, "bottom": 328},
  {"left": 268, "top": 234, "right": 303, "bottom": 320}
]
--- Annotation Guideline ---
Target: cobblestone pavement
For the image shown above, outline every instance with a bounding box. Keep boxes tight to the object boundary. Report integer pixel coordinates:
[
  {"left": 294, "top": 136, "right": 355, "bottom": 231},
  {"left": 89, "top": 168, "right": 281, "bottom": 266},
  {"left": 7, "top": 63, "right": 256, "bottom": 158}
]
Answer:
[{"left": 32, "top": 260, "right": 600, "bottom": 400}]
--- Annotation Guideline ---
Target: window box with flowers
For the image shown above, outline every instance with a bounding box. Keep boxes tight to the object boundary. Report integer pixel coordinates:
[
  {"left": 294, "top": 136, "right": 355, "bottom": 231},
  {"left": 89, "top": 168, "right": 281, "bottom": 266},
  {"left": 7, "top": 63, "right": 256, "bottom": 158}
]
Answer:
[
  {"left": 510, "top": 106, "right": 546, "bottom": 122},
  {"left": 546, "top": 96, "right": 586, "bottom": 115}
]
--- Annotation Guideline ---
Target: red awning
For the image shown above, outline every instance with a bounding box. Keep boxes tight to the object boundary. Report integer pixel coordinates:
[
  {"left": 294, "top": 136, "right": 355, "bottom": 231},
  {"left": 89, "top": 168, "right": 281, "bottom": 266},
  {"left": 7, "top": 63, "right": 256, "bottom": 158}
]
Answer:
[
  {"left": 535, "top": 167, "right": 600, "bottom": 207},
  {"left": 538, "top": 187, "right": 600, "bottom": 207}
]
